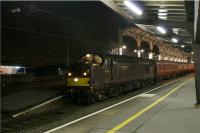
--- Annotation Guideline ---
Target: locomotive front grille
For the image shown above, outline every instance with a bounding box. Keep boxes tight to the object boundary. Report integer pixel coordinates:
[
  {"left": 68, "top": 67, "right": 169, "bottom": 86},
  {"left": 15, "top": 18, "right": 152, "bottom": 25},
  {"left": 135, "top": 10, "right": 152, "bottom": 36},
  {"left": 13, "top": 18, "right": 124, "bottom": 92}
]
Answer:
[{"left": 67, "top": 78, "right": 90, "bottom": 86}]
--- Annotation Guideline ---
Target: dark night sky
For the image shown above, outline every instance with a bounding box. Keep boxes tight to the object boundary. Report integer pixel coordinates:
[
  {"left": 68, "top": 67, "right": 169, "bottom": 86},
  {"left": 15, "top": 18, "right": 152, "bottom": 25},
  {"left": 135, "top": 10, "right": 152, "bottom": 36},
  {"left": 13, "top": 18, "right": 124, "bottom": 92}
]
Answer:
[{"left": 1, "top": 1, "right": 128, "bottom": 67}]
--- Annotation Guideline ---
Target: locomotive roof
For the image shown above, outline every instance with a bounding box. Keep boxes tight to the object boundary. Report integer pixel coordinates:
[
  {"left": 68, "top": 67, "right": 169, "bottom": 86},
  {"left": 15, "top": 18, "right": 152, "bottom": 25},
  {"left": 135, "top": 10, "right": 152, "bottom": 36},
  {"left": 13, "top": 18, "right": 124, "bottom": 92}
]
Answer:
[
  {"left": 80, "top": 53, "right": 191, "bottom": 65},
  {"left": 83, "top": 53, "right": 155, "bottom": 64}
]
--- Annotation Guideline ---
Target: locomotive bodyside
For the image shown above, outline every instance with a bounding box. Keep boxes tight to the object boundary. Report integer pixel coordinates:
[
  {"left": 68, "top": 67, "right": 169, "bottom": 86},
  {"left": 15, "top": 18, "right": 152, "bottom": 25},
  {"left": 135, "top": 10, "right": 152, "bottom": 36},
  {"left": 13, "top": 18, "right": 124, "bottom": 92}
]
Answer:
[{"left": 66, "top": 53, "right": 156, "bottom": 102}]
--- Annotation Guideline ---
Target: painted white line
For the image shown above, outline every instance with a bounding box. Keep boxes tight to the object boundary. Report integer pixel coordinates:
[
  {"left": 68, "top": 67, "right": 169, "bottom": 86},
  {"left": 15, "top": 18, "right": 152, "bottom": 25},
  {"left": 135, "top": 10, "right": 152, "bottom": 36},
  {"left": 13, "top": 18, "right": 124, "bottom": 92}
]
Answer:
[
  {"left": 44, "top": 75, "right": 192, "bottom": 133},
  {"left": 12, "top": 95, "right": 64, "bottom": 118},
  {"left": 139, "top": 93, "right": 156, "bottom": 97}
]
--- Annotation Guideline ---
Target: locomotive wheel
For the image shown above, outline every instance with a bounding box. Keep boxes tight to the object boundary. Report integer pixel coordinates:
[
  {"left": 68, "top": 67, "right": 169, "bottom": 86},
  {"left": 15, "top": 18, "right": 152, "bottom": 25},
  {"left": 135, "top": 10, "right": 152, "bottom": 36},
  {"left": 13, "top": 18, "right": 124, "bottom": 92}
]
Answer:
[{"left": 96, "top": 92, "right": 107, "bottom": 101}]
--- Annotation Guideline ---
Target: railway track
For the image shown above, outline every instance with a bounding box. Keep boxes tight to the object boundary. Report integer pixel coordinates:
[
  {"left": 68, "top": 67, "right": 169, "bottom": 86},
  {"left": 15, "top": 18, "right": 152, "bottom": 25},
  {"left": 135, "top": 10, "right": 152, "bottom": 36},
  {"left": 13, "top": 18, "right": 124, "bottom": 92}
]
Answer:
[{"left": 1, "top": 104, "right": 80, "bottom": 133}]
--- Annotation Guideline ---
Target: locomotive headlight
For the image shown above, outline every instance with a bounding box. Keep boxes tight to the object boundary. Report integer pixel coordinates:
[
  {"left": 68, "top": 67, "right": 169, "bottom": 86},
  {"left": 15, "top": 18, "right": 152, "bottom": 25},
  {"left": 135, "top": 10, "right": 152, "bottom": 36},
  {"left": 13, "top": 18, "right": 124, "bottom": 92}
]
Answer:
[
  {"left": 74, "top": 78, "right": 78, "bottom": 82},
  {"left": 83, "top": 72, "right": 87, "bottom": 76},
  {"left": 68, "top": 72, "right": 72, "bottom": 76}
]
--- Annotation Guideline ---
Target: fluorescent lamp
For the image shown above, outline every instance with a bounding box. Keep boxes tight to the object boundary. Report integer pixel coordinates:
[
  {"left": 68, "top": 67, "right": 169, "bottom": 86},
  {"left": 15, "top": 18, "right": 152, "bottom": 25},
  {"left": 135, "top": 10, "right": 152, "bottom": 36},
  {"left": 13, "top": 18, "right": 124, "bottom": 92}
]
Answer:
[
  {"left": 15, "top": 66, "right": 21, "bottom": 69},
  {"left": 159, "top": 9, "right": 167, "bottom": 12},
  {"left": 156, "top": 26, "right": 166, "bottom": 34},
  {"left": 158, "top": 16, "right": 167, "bottom": 20},
  {"left": 172, "top": 38, "right": 178, "bottom": 43},
  {"left": 158, "top": 13, "right": 167, "bottom": 16},
  {"left": 124, "top": 0, "right": 143, "bottom": 15},
  {"left": 181, "top": 45, "right": 185, "bottom": 48}
]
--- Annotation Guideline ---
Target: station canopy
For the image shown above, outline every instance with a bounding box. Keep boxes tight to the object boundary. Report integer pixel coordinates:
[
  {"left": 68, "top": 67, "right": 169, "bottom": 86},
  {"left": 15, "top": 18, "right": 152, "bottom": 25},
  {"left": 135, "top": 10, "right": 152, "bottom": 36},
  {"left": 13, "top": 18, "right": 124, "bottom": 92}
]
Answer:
[{"left": 102, "top": 0, "right": 194, "bottom": 53}]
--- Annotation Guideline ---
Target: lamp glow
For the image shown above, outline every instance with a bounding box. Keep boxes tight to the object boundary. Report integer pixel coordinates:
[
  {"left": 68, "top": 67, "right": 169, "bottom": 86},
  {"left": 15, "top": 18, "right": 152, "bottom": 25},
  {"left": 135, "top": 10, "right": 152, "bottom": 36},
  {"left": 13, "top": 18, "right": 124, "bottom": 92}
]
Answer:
[
  {"left": 158, "top": 13, "right": 167, "bottom": 16},
  {"left": 172, "top": 38, "right": 178, "bottom": 43},
  {"left": 15, "top": 66, "right": 21, "bottom": 69},
  {"left": 156, "top": 26, "right": 166, "bottom": 34},
  {"left": 74, "top": 78, "right": 78, "bottom": 82},
  {"left": 181, "top": 45, "right": 185, "bottom": 48},
  {"left": 122, "top": 45, "right": 127, "bottom": 49},
  {"left": 86, "top": 54, "right": 91, "bottom": 57},
  {"left": 158, "top": 16, "right": 167, "bottom": 20},
  {"left": 124, "top": 0, "right": 143, "bottom": 15},
  {"left": 83, "top": 72, "right": 87, "bottom": 76},
  {"left": 68, "top": 72, "right": 72, "bottom": 76},
  {"left": 159, "top": 9, "right": 167, "bottom": 12}
]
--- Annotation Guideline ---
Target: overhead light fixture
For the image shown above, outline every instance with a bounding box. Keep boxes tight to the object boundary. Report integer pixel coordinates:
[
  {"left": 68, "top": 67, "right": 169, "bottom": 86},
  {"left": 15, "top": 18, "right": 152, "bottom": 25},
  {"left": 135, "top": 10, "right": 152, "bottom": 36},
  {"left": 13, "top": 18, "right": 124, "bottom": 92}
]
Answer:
[
  {"left": 15, "top": 66, "right": 21, "bottom": 69},
  {"left": 158, "top": 16, "right": 167, "bottom": 20},
  {"left": 158, "top": 13, "right": 167, "bottom": 16},
  {"left": 172, "top": 38, "right": 178, "bottom": 43},
  {"left": 181, "top": 45, "right": 185, "bottom": 48},
  {"left": 124, "top": 0, "right": 143, "bottom": 15},
  {"left": 122, "top": 45, "right": 127, "bottom": 49},
  {"left": 173, "top": 28, "right": 179, "bottom": 34},
  {"left": 159, "top": 9, "right": 167, "bottom": 12},
  {"left": 156, "top": 26, "right": 166, "bottom": 34}
]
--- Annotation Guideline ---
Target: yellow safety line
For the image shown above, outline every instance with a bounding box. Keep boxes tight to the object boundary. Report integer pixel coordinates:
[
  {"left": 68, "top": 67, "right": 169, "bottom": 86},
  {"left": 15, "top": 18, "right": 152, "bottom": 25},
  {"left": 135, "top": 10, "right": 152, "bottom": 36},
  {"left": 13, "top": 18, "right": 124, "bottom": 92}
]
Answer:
[{"left": 106, "top": 78, "right": 192, "bottom": 133}]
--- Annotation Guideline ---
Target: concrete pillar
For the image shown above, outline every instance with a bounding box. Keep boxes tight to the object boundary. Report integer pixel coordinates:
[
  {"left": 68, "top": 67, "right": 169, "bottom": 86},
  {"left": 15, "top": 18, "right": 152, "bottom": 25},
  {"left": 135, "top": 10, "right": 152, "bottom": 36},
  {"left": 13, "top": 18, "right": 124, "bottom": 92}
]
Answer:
[
  {"left": 194, "top": 0, "right": 200, "bottom": 103},
  {"left": 137, "top": 36, "right": 141, "bottom": 57},
  {"left": 138, "top": 51, "right": 141, "bottom": 57},
  {"left": 149, "top": 42, "right": 153, "bottom": 59},
  {"left": 149, "top": 52, "right": 153, "bottom": 59},
  {"left": 118, "top": 27, "right": 123, "bottom": 55},
  {"left": 119, "top": 47, "right": 123, "bottom": 55},
  {"left": 194, "top": 43, "right": 200, "bottom": 104},
  {"left": 66, "top": 41, "right": 69, "bottom": 66},
  {"left": 158, "top": 55, "right": 161, "bottom": 60}
]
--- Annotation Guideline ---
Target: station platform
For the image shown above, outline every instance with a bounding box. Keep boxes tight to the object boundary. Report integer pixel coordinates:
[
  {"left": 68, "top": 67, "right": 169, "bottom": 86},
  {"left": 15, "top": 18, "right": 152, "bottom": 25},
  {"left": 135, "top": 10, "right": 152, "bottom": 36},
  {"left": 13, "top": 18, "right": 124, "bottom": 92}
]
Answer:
[
  {"left": 46, "top": 76, "right": 200, "bottom": 133},
  {"left": 1, "top": 80, "right": 64, "bottom": 119}
]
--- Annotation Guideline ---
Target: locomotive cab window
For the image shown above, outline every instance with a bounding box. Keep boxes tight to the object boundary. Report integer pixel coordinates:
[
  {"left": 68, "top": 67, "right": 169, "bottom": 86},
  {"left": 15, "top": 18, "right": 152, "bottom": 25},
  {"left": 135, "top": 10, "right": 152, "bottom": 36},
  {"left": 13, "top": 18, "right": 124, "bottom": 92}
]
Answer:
[{"left": 80, "top": 54, "right": 103, "bottom": 66}]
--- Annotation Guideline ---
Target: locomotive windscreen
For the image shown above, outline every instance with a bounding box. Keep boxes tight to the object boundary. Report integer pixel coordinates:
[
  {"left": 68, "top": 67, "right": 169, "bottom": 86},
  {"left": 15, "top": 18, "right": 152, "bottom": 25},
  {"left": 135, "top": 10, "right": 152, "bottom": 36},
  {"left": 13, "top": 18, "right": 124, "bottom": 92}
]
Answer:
[{"left": 79, "top": 54, "right": 103, "bottom": 65}]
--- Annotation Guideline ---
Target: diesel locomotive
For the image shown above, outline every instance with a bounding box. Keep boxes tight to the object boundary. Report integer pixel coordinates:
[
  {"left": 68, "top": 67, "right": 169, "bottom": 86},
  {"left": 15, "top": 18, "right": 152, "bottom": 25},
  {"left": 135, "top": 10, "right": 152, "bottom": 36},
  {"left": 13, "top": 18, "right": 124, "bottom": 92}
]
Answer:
[{"left": 66, "top": 53, "right": 194, "bottom": 103}]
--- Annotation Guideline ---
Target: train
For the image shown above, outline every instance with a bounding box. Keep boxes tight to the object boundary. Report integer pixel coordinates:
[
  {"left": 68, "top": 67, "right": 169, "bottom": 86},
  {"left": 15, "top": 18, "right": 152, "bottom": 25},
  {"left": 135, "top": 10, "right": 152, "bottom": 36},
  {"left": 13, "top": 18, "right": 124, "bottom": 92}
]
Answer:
[{"left": 65, "top": 53, "right": 194, "bottom": 104}]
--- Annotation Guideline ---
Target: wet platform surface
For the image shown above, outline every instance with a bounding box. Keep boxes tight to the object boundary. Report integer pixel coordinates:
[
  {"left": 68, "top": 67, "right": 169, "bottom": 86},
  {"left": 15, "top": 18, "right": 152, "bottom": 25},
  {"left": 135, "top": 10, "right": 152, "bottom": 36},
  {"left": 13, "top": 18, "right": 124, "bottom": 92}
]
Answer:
[
  {"left": 1, "top": 80, "right": 64, "bottom": 116},
  {"left": 48, "top": 77, "right": 200, "bottom": 133},
  {"left": 2, "top": 89, "right": 60, "bottom": 112}
]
